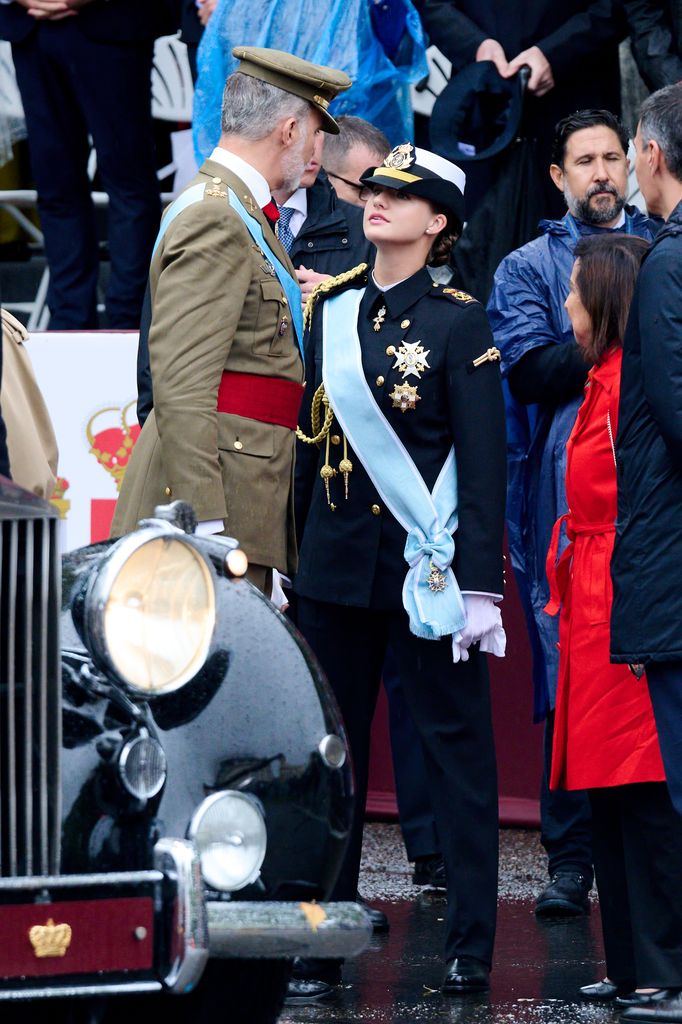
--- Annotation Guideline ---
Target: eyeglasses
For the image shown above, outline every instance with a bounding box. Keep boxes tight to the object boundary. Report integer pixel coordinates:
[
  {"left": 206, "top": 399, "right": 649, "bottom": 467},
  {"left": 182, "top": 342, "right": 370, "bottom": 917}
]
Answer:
[{"left": 326, "top": 171, "right": 372, "bottom": 203}]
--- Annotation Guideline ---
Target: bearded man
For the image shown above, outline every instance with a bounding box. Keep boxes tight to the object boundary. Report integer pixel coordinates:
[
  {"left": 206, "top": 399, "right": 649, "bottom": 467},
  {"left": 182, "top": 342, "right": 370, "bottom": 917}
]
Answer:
[
  {"left": 486, "top": 109, "right": 654, "bottom": 918},
  {"left": 111, "top": 47, "right": 350, "bottom": 595}
]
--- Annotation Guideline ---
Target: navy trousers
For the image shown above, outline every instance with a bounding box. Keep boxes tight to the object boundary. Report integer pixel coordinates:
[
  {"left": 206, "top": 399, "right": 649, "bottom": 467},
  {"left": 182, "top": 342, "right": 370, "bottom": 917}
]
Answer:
[
  {"left": 541, "top": 711, "right": 593, "bottom": 885},
  {"left": 297, "top": 598, "right": 498, "bottom": 966},
  {"left": 646, "top": 662, "right": 682, "bottom": 818},
  {"left": 12, "top": 20, "right": 160, "bottom": 329},
  {"left": 382, "top": 647, "right": 440, "bottom": 861}
]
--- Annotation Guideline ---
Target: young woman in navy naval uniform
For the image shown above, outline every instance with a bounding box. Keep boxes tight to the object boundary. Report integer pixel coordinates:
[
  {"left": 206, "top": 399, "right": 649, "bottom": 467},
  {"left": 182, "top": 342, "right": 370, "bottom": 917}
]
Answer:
[{"left": 291, "top": 145, "right": 507, "bottom": 1001}]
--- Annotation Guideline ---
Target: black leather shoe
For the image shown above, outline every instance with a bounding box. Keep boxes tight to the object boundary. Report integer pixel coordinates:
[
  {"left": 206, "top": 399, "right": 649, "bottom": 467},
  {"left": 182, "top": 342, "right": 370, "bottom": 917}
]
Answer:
[
  {"left": 442, "top": 956, "right": 490, "bottom": 994},
  {"left": 617, "top": 990, "right": 682, "bottom": 1008},
  {"left": 581, "top": 980, "right": 635, "bottom": 1001},
  {"left": 621, "top": 990, "right": 682, "bottom": 1021},
  {"left": 413, "top": 854, "right": 447, "bottom": 889},
  {"left": 535, "top": 872, "right": 590, "bottom": 917},
  {"left": 357, "top": 896, "right": 389, "bottom": 933},
  {"left": 285, "top": 977, "right": 339, "bottom": 1005}
]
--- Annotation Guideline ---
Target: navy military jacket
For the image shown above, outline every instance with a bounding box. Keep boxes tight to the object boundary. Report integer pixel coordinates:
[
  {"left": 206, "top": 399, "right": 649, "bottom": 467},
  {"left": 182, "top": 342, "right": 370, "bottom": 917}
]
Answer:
[{"left": 294, "top": 266, "right": 507, "bottom": 610}]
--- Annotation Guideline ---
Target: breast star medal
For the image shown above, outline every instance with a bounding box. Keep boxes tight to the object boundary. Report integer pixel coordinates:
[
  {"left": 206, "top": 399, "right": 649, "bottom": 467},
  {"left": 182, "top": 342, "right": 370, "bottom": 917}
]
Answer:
[
  {"left": 372, "top": 305, "right": 386, "bottom": 332},
  {"left": 393, "top": 340, "right": 430, "bottom": 379},
  {"left": 390, "top": 382, "right": 420, "bottom": 412}
]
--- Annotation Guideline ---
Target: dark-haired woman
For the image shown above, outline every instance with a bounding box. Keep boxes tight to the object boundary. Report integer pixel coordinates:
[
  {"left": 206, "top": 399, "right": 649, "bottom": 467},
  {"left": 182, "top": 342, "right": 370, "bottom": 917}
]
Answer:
[
  {"left": 546, "top": 233, "right": 682, "bottom": 1007},
  {"left": 290, "top": 145, "right": 507, "bottom": 1001}
]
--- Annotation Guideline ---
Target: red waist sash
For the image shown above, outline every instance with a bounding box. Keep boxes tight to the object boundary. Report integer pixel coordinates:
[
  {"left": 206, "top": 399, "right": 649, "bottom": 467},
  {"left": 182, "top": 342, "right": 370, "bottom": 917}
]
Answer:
[
  {"left": 217, "top": 371, "right": 304, "bottom": 431},
  {"left": 545, "top": 512, "right": 615, "bottom": 616}
]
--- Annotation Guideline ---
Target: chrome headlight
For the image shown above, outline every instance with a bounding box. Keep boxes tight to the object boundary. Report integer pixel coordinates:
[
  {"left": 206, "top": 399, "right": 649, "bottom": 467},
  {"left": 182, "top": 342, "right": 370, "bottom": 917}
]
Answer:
[
  {"left": 83, "top": 528, "right": 216, "bottom": 695},
  {"left": 189, "top": 791, "right": 267, "bottom": 892},
  {"left": 118, "top": 733, "right": 167, "bottom": 800}
]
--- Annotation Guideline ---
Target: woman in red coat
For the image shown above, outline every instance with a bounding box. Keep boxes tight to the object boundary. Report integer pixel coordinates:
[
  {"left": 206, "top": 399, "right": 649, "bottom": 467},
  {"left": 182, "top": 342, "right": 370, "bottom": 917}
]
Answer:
[{"left": 546, "top": 233, "right": 682, "bottom": 1009}]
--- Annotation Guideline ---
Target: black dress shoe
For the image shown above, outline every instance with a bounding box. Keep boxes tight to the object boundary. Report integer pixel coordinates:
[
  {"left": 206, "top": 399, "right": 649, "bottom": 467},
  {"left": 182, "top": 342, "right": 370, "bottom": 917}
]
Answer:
[
  {"left": 412, "top": 853, "right": 447, "bottom": 889},
  {"left": 617, "top": 990, "right": 682, "bottom": 1008},
  {"left": 621, "top": 990, "right": 682, "bottom": 1021},
  {"left": 442, "top": 956, "right": 490, "bottom": 994},
  {"left": 357, "top": 896, "right": 389, "bottom": 933},
  {"left": 535, "top": 872, "right": 590, "bottom": 917},
  {"left": 285, "top": 977, "right": 339, "bottom": 1005},
  {"left": 581, "top": 980, "right": 635, "bottom": 1001}
]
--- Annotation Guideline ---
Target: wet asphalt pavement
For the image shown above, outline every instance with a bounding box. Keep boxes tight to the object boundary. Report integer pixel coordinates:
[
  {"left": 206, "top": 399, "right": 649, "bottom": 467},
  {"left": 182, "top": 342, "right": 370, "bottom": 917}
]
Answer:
[{"left": 281, "top": 825, "right": 612, "bottom": 1024}]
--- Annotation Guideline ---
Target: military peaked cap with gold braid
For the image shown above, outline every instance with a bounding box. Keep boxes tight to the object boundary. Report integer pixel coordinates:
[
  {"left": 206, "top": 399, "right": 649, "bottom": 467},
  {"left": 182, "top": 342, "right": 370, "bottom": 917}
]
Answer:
[
  {"left": 360, "top": 144, "right": 466, "bottom": 230},
  {"left": 232, "top": 46, "right": 352, "bottom": 134}
]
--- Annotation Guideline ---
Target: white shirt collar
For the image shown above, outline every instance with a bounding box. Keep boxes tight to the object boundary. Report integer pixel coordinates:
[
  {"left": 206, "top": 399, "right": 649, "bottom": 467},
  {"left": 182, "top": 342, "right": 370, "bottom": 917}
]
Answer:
[
  {"left": 372, "top": 269, "right": 410, "bottom": 292},
  {"left": 209, "top": 147, "right": 271, "bottom": 208},
  {"left": 283, "top": 188, "right": 308, "bottom": 219}
]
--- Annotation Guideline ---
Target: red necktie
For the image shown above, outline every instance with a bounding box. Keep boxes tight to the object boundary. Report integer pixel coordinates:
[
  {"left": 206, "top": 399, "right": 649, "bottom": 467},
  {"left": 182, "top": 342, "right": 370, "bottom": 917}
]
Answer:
[{"left": 262, "top": 199, "right": 280, "bottom": 226}]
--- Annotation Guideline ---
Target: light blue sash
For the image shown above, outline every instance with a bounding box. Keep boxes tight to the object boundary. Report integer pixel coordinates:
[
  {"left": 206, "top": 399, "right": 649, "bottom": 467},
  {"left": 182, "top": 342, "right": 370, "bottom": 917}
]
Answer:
[
  {"left": 151, "top": 182, "right": 304, "bottom": 360},
  {"left": 322, "top": 289, "right": 466, "bottom": 640}
]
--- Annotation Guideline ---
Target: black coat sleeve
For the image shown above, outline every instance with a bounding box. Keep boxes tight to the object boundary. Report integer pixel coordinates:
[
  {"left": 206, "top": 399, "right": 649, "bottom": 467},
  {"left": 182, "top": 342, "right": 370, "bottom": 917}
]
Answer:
[
  {"left": 623, "top": 0, "right": 682, "bottom": 91},
  {"left": 639, "top": 246, "right": 682, "bottom": 465},
  {"left": 0, "top": 328, "right": 10, "bottom": 479},
  {"left": 507, "top": 341, "right": 588, "bottom": 405},
  {"left": 136, "top": 282, "right": 153, "bottom": 428},
  {"left": 445, "top": 300, "right": 506, "bottom": 594},
  {"left": 536, "top": 0, "right": 625, "bottom": 78},
  {"left": 418, "top": 0, "right": 487, "bottom": 68}
]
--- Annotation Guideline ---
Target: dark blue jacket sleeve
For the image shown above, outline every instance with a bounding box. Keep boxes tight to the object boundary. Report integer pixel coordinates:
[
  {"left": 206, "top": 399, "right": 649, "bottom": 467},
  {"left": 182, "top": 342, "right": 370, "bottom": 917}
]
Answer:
[{"left": 640, "top": 246, "right": 682, "bottom": 463}]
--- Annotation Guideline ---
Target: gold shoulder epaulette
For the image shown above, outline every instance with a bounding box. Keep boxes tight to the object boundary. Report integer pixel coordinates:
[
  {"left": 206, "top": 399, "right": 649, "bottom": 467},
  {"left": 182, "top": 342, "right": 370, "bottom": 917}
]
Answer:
[
  {"left": 303, "top": 262, "right": 369, "bottom": 330},
  {"left": 441, "top": 287, "right": 478, "bottom": 304}
]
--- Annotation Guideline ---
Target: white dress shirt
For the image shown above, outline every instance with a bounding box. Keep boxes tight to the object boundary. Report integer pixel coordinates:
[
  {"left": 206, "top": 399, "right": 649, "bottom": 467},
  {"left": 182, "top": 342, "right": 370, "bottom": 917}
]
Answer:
[{"left": 281, "top": 188, "right": 308, "bottom": 239}]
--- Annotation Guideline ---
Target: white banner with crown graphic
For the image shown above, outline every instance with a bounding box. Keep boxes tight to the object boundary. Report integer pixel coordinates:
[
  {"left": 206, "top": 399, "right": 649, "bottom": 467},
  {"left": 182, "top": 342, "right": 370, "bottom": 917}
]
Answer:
[{"left": 25, "top": 331, "right": 140, "bottom": 552}]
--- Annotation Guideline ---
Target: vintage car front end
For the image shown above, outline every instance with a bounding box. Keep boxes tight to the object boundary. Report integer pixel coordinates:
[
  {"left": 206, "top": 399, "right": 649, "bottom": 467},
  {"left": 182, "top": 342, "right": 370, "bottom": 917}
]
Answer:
[{"left": 0, "top": 481, "right": 369, "bottom": 1013}]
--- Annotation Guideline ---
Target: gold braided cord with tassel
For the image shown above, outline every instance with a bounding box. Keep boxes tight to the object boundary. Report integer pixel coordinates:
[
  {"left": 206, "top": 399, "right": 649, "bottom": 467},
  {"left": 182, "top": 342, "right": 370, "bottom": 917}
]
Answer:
[{"left": 296, "top": 263, "right": 367, "bottom": 505}]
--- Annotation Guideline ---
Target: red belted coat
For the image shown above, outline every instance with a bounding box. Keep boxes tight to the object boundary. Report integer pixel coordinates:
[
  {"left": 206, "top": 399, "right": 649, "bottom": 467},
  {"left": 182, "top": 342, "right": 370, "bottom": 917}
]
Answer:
[{"left": 546, "top": 346, "right": 664, "bottom": 791}]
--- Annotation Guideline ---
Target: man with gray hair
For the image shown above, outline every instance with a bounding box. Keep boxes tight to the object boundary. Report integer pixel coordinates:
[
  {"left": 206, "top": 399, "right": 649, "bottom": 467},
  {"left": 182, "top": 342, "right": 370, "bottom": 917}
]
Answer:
[
  {"left": 112, "top": 47, "right": 350, "bottom": 597},
  {"left": 322, "top": 115, "right": 391, "bottom": 206},
  {"left": 611, "top": 98, "right": 682, "bottom": 1024}
]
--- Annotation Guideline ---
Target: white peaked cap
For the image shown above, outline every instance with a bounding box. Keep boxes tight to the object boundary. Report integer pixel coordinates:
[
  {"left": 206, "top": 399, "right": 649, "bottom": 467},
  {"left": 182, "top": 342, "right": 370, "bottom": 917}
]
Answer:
[{"left": 414, "top": 147, "right": 467, "bottom": 195}]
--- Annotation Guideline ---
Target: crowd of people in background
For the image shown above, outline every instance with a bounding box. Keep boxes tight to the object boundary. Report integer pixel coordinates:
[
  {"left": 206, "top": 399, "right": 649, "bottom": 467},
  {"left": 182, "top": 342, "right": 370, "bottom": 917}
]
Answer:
[{"left": 1, "top": 0, "right": 682, "bottom": 1020}]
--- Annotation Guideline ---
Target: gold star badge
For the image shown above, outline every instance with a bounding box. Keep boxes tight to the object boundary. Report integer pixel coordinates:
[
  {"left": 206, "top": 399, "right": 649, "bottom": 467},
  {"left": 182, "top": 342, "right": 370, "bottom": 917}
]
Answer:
[
  {"left": 390, "top": 383, "right": 420, "bottom": 412},
  {"left": 393, "top": 340, "right": 430, "bottom": 379}
]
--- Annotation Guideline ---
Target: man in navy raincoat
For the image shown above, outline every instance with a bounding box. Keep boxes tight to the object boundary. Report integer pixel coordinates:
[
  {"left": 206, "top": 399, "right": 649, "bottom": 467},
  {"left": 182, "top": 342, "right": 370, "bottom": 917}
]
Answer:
[{"left": 487, "top": 109, "right": 654, "bottom": 917}]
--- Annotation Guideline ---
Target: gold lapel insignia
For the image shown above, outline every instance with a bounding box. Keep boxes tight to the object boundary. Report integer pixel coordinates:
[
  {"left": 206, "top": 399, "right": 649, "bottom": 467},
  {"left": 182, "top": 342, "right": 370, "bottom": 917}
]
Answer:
[
  {"left": 427, "top": 561, "right": 448, "bottom": 593},
  {"left": 390, "top": 382, "right": 420, "bottom": 412},
  {"left": 443, "top": 288, "right": 476, "bottom": 303},
  {"left": 393, "top": 340, "right": 430, "bottom": 379},
  {"left": 471, "top": 347, "right": 501, "bottom": 368},
  {"left": 372, "top": 305, "right": 386, "bottom": 332},
  {"left": 206, "top": 186, "right": 227, "bottom": 198},
  {"left": 243, "top": 195, "right": 258, "bottom": 214},
  {"left": 260, "top": 259, "right": 276, "bottom": 277}
]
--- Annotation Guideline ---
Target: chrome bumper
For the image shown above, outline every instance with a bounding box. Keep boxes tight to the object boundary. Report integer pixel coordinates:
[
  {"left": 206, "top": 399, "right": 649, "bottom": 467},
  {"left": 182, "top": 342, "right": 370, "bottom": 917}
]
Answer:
[{"left": 207, "top": 899, "right": 372, "bottom": 960}]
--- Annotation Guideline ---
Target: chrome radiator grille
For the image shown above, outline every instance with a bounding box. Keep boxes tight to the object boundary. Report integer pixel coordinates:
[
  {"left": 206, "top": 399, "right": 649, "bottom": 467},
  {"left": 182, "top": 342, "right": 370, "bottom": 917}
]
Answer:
[{"left": 0, "top": 512, "right": 61, "bottom": 877}]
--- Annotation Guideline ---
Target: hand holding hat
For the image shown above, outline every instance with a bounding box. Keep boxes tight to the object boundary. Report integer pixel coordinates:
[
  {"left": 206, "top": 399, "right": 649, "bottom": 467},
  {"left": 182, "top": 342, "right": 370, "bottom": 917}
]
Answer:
[{"left": 475, "top": 37, "right": 554, "bottom": 97}]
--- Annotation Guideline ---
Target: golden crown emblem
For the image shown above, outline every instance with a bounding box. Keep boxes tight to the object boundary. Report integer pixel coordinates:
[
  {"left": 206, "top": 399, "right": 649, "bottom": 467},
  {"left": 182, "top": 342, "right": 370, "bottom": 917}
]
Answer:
[
  {"left": 28, "top": 917, "right": 72, "bottom": 958},
  {"left": 86, "top": 401, "right": 141, "bottom": 493},
  {"left": 383, "top": 142, "right": 415, "bottom": 170},
  {"left": 49, "top": 476, "right": 71, "bottom": 521}
]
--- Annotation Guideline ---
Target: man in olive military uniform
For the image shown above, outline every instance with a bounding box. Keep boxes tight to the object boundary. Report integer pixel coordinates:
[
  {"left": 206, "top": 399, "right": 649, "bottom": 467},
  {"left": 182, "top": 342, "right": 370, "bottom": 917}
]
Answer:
[{"left": 111, "top": 48, "right": 351, "bottom": 593}]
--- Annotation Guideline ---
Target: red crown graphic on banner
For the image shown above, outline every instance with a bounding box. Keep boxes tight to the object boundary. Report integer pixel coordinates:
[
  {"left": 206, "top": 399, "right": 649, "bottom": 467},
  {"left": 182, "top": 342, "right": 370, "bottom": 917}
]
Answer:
[{"left": 86, "top": 401, "right": 140, "bottom": 492}]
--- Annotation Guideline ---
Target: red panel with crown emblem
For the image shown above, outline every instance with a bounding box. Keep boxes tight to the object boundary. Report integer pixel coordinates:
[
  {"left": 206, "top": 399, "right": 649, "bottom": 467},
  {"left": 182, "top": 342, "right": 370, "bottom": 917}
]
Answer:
[{"left": 0, "top": 897, "right": 154, "bottom": 978}]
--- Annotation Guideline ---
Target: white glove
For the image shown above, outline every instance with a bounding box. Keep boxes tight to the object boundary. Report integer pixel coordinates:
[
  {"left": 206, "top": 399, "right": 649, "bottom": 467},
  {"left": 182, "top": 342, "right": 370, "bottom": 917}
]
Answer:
[
  {"left": 270, "top": 569, "right": 291, "bottom": 612},
  {"left": 454, "top": 594, "right": 506, "bottom": 660},
  {"left": 451, "top": 637, "right": 470, "bottom": 663}
]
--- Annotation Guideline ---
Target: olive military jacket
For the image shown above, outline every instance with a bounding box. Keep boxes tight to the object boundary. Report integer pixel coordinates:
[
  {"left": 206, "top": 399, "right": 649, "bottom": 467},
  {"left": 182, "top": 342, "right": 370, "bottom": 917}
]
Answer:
[
  {"left": 294, "top": 267, "right": 507, "bottom": 608},
  {"left": 111, "top": 159, "right": 303, "bottom": 575}
]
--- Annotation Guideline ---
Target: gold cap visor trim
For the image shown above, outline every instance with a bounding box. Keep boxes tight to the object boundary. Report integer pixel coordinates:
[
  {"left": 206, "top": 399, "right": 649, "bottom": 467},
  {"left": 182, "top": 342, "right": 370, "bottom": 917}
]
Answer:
[{"left": 371, "top": 167, "right": 421, "bottom": 184}]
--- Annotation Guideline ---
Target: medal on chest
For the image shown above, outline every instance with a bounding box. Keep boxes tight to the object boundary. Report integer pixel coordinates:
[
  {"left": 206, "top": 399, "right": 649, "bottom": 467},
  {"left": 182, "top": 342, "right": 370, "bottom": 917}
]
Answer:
[
  {"left": 389, "top": 382, "right": 421, "bottom": 412},
  {"left": 393, "top": 340, "right": 430, "bottom": 379}
]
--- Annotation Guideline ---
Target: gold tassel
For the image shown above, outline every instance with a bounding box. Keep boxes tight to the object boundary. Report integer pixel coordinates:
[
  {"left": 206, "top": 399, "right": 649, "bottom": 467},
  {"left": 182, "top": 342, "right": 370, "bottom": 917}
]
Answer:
[{"left": 338, "top": 436, "right": 353, "bottom": 500}]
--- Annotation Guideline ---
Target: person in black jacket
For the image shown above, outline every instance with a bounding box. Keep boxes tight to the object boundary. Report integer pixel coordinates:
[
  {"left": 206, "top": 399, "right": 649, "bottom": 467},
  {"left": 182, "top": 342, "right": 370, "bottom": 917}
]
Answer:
[
  {"left": 611, "top": 84, "right": 682, "bottom": 923},
  {"left": 624, "top": 0, "right": 682, "bottom": 91},
  {"left": 0, "top": 0, "right": 170, "bottom": 329},
  {"left": 288, "top": 145, "right": 506, "bottom": 1004},
  {"left": 417, "top": 0, "right": 624, "bottom": 217}
]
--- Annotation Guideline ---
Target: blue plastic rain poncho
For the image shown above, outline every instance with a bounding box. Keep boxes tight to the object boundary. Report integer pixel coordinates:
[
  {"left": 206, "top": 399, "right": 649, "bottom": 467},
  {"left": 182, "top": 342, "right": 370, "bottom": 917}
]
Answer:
[
  {"left": 192, "top": 0, "right": 428, "bottom": 163},
  {"left": 487, "top": 208, "right": 654, "bottom": 723}
]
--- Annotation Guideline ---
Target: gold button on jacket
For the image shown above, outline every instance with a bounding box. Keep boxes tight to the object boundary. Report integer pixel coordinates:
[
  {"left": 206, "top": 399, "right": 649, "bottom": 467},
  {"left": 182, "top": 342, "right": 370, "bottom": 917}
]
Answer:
[{"left": 371, "top": 504, "right": 381, "bottom": 516}]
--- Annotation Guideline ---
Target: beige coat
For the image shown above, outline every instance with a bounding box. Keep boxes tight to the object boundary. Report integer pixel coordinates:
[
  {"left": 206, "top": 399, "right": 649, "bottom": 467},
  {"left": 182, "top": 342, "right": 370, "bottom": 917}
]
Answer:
[
  {"left": 110, "top": 160, "right": 303, "bottom": 575},
  {"left": 1, "top": 309, "right": 58, "bottom": 500}
]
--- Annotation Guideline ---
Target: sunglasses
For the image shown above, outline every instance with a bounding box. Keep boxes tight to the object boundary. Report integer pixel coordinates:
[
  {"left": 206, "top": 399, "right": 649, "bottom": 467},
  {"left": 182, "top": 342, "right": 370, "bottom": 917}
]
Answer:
[{"left": 326, "top": 171, "right": 372, "bottom": 203}]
